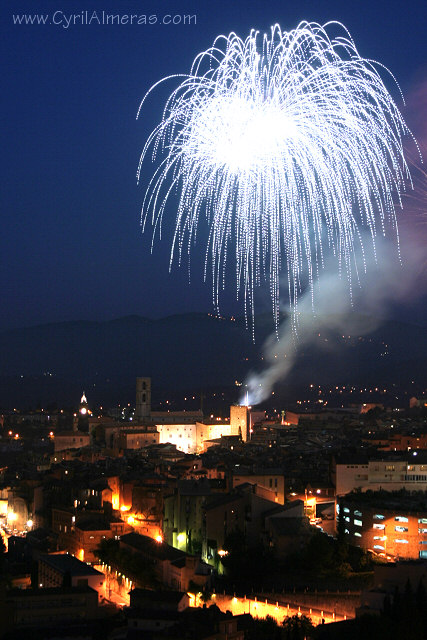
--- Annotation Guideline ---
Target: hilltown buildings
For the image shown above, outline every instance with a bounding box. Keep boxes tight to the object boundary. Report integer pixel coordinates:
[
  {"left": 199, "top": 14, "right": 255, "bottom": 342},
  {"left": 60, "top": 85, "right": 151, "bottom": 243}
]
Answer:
[{"left": 333, "top": 451, "right": 427, "bottom": 496}]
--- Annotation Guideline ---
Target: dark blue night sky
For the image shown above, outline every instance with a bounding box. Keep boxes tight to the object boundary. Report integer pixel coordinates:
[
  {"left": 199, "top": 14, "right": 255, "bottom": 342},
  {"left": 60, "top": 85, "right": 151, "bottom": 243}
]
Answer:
[{"left": 1, "top": 0, "right": 427, "bottom": 331}]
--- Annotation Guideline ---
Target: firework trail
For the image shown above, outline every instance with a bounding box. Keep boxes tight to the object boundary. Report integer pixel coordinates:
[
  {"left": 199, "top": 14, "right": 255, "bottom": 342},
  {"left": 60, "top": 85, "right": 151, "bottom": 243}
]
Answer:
[{"left": 137, "top": 21, "right": 414, "bottom": 332}]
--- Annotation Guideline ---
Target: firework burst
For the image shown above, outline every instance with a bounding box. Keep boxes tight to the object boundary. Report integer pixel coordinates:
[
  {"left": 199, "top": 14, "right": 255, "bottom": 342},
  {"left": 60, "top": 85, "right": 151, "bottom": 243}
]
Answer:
[{"left": 137, "top": 21, "right": 413, "bottom": 332}]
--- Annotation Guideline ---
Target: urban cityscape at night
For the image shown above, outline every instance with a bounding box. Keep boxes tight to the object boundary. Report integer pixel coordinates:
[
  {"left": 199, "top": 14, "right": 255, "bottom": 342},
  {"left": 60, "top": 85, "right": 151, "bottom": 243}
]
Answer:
[{"left": 2, "top": 0, "right": 427, "bottom": 638}]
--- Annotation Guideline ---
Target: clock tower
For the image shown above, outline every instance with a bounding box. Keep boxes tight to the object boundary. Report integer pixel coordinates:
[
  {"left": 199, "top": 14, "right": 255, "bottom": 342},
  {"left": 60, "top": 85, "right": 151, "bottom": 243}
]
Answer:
[{"left": 77, "top": 392, "right": 90, "bottom": 432}]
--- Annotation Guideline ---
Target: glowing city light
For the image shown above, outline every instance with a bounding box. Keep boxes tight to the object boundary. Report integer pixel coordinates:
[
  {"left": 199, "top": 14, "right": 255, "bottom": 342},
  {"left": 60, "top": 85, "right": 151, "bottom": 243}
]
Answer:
[
  {"left": 138, "top": 21, "right": 413, "bottom": 329},
  {"left": 155, "top": 534, "right": 163, "bottom": 543}
]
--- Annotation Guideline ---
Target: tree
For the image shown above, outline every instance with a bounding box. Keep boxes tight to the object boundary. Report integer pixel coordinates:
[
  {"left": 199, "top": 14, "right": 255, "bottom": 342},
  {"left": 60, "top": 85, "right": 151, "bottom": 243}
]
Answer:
[
  {"left": 282, "top": 614, "right": 315, "bottom": 640},
  {"left": 246, "top": 615, "right": 282, "bottom": 640}
]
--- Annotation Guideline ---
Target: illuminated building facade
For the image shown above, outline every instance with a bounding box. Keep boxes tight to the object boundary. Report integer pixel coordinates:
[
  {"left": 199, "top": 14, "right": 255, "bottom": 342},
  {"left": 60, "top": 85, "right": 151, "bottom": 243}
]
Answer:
[
  {"left": 157, "top": 423, "right": 197, "bottom": 453},
  {"left": 129, "top": 378, "right": 247, "bottom": 453},
  {"left": 156, "top": 412, "right": 246, "bottom": 454},
  {"left": 163, "top": 479, "right": 212, "bottom": 553},
  {"left": 339, "top": 492, "right": 427, "bottom": 560},
  {"left": 334, "top": 452, "right": 427, "bottom": 496}
]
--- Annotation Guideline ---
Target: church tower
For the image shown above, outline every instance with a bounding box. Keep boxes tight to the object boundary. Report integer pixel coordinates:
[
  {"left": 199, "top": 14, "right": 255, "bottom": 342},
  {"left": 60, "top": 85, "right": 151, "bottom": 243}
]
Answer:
[
  {"left": 77, "top": 391, "right": 90, "bottom": 432},
  {"left": 135, "top": 377, "right": 151, "bottom": 422}
]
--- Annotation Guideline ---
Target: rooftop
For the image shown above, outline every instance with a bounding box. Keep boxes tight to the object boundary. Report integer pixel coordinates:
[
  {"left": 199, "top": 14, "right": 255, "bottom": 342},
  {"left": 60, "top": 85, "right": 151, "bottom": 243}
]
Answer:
[
  {"left": 6, "top": 586, "right": 97, "bottom": 598},
  {"left": 120, "top": 533, "right": 185, "bottom": 563},
  {"left": 342, "top": 489, "right": 427, "bottom": 513},
  {"left": 39, "top": 553, "right": 103, "bottom": 577}
]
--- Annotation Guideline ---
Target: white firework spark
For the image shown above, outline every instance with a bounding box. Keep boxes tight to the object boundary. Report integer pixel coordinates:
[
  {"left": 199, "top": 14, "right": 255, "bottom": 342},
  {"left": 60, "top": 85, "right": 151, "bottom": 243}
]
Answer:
[{"left": 137, "top": 21, "right": 413, "bottom": 332}]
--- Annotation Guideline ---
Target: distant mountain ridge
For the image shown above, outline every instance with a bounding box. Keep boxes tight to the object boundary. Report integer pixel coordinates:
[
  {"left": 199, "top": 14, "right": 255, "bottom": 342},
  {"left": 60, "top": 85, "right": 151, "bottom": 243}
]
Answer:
[{"left": 0, "top": 313, "right": 426, "bottom": 408}]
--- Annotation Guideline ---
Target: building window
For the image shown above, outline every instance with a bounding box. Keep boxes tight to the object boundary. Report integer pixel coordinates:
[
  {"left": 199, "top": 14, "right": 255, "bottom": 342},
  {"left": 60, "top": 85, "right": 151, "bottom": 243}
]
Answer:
[
  {"left": 395, "top": 526, "right": 408, "bottom": 532},
  {"left": 374, "top": 544, "right": 384, "bottom": 550},
  {"left": 395, "top": 539, "right": 409, "bottom": 544},
  {"left": 418, "top": 519, "right": 427, "bottom": 524},
  {"left": 354, "top": 532, "right": 362, "bottom": 537},
  {"left": 395, "top": 516, "right": 409, "bottom": 523},
  {"left": 343, "top": 508, "right": 350, "bottom": 513},
  {"left": 354, "top": 519, "right": 362, "bottom": 527},
  {"left": 420, "top": 551, "right": 427, "bottom": 559},
  {"left": 354, "top": 510, "right": 363, "bottom": 517},
  {"left": 374, "top": 514, "right": 385, "bottom": 520},
  {"left": 373, "top": 524, "right": 385, "bottom": 530},
  {"left": 419, "top": 529, "right": 427, "bottom": 534},
  {"left": 373, "top": 536, "right": 383, "bottom": 540}
]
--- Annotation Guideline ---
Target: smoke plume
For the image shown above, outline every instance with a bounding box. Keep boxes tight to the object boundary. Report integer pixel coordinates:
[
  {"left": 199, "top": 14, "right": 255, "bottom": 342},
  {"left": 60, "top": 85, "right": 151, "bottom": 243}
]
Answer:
[{"left": 244, "top": 235, "right": 425, "bottom": 405}]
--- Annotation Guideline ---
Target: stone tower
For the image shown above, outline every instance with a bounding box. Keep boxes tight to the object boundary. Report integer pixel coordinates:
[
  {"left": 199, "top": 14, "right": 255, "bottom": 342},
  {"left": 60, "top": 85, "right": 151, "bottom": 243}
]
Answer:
[{"left": 135, "top": 377, "right": 151, "bottom": 421}]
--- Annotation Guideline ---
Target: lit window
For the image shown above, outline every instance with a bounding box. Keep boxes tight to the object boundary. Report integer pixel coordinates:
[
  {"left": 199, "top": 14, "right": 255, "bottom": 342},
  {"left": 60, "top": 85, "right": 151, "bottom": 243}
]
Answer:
[
  {"left": 395, "top": 539, "right": 409, "bottom": 544},
  {"left": 373, "top": 536, "right": 382, "bottom": 540},
  {"left": 395, "top": 526, "right": 408, "bottom": 532},
  {"left": 374, "top": 544, "right": 384, "bottom": 550},
  {"left": 374, "top": 514, "right": 385, "bottom": 520},
  {"left": 373, "top": 523, "right": 385, "bottom": 530},
  {"left": 354, "top": 519, "right": 362, "bottom": 527},
  {"left": 344, "top": 529, "right": 349, "bottom": 534},
  {"left": 419, "top": 529, "right": 427, "bottom": 534},
  {"left": 419, "top": 541, "right": 427, "bottom": 545},
  {"left": 354, "top": 510, "right": 362, "bottom": 517},
  {"left": 344, "top": 516, "right": 350, "bottom": 522},
  {"left": 419, "top": 519, "right": 427, "bottom": 524},
  {"left": 354, "top": 532, "right": 362, "bottom": 537},
  {"left": 420, "top": 551, "right": 427, "bottom": 559},
  {"left": 343, "top": 508, "right": 350, "bottom": 513},
  {"left": 395, "top": 516, "right": 408, "bottom": 523}
]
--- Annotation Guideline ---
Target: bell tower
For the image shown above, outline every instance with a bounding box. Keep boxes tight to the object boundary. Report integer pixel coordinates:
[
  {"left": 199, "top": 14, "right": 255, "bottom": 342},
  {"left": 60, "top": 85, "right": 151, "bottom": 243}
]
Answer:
[
  {"left": 135, "top": 377, "right": 151, "bottom": 421},
  {"left": 77, "top": 391, "right": 89, "bottom": 432}
]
